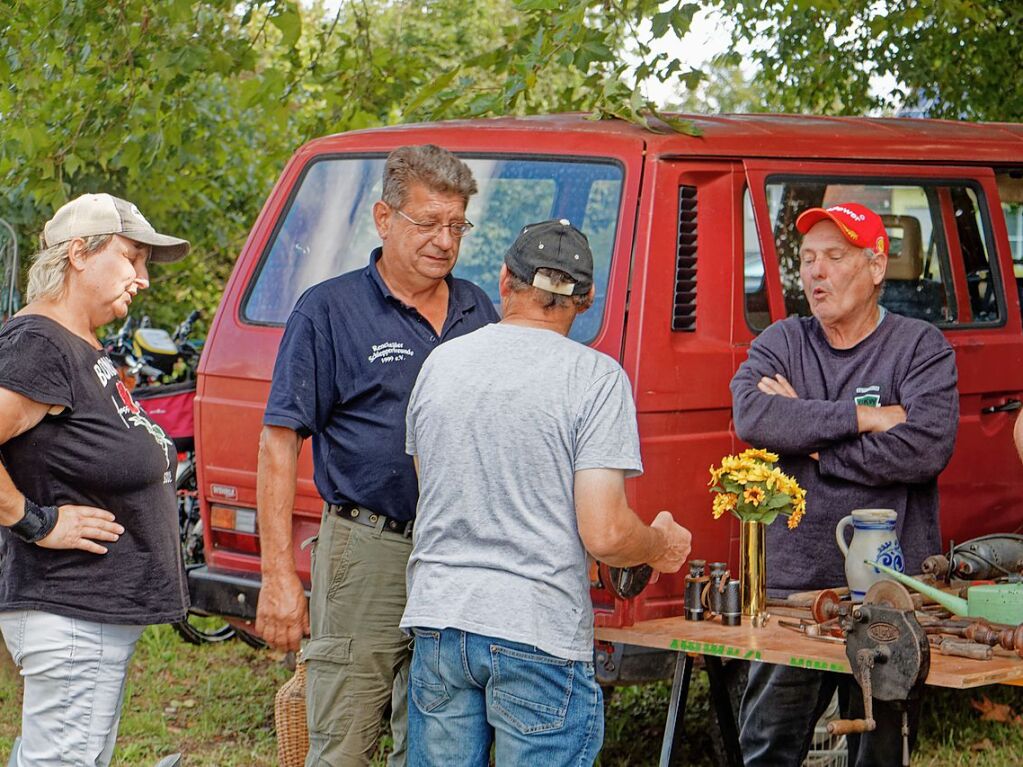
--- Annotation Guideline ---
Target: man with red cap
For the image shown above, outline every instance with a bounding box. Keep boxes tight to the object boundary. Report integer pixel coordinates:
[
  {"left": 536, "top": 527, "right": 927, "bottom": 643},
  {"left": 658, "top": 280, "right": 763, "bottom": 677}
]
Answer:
[{"left": 729, "top": 203, "right": 959, "bottom": 765}]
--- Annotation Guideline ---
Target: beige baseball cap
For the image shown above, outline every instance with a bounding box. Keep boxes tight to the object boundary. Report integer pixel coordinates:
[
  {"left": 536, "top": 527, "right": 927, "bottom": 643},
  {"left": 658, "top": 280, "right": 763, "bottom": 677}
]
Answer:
[{"left": 42, "top": 193, "right": 190, "bottom": 263}]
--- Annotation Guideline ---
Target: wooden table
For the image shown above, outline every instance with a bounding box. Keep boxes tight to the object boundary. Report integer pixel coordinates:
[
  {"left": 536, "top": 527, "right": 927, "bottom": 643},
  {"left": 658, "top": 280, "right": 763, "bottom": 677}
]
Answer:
[{"left": 595, "top": 616, "right": 1023, "bottom": 766}]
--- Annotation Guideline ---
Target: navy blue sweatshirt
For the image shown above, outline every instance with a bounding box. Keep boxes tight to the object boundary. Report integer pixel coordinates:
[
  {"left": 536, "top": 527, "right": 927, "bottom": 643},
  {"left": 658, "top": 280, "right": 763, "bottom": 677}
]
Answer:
[{"left": 730, "top": 312, "right": 959, "bottom": 595}]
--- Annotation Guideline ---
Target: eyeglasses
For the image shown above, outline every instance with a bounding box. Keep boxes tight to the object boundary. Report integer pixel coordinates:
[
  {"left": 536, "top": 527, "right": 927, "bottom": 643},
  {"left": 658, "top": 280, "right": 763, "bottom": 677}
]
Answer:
[{"left": 394, "top": 208, "right": 474, "bottom": 238}]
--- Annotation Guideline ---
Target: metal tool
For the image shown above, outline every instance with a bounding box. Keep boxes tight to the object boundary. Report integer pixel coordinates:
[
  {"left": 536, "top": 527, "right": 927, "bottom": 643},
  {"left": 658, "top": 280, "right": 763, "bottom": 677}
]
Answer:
[
  {"left": 777, "top": 619, "right": 846, "bottom": 643},
  {"left": 826, "top": 580, "right": 929, "bottom": 767},
  {"left": 590, "top": 558, "right": 654, "bottom": 600},
  {"left": 869, "top": 560, "right": 1023, "bottom": 624},
  {"left": 921, "top": 534, "right": 1023, "bottom": 581},
  {"left": 811, "top": 588, "right": 854, "bottom": 624}
]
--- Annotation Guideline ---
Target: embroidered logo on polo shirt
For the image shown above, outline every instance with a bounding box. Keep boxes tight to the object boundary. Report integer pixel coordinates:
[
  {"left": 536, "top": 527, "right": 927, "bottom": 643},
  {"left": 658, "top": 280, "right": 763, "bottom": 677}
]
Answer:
[
  {"left": 367, "top": 341, "right": 415, "bottom": 364},
  {"left": 854, "top": 385, "right": 881, "bottom": 408}
]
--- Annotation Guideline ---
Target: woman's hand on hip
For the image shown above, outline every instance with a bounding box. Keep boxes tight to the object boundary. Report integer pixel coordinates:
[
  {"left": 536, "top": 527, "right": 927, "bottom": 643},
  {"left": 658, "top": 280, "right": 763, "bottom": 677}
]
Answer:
[{"left": 37, "top": 505, "right": 124, "bottom": 554}]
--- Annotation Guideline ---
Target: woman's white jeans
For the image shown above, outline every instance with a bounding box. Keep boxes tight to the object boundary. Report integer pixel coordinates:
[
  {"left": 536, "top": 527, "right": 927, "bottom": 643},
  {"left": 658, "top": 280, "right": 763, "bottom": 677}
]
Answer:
[{"left": 0, "top": 611, "right": 144, "bottom": 767}]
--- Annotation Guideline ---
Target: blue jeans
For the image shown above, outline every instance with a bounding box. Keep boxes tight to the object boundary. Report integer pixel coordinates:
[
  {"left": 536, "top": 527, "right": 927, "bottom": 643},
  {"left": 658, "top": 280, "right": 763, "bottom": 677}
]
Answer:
[
  {"left": 407, "top": 628, "right": 603, "bottom": 767},
  {"left": 0, "top": 610, "right": 144, "bottom": 767},
  {"left": 739, "top": 662, "right": 921, "bottom": 767}
]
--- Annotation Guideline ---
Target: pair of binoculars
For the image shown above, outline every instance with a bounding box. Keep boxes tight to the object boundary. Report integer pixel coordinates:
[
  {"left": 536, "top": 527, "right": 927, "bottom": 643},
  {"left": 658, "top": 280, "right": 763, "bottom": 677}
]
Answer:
[{"left": 684, "top": 560, "right": 741, "bottom": 625}]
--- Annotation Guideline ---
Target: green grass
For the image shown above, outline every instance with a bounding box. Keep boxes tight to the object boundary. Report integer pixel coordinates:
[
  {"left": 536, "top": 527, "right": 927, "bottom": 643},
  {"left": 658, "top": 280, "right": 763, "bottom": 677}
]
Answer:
[
  {"left": 0, "top": 623, "right": 291, "bottom": 766},
  {"left": 2, "top": 628, "right": 1022, "bottom": 765},
  {"left": 599, "top": 672, "right": 1023, "bottom": 766}
]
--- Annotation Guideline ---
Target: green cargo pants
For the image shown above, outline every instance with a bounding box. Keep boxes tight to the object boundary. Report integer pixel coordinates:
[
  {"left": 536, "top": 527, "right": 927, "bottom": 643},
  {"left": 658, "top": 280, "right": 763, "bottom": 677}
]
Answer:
[{"left": 304, "top": 508, "right": 413, "bottom": 767}]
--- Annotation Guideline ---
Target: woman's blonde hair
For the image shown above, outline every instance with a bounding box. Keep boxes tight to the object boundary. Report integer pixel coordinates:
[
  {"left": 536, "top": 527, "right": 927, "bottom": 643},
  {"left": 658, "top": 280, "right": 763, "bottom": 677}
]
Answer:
[{"left": 26, "top": 234, "right": 112, "bottom": 302}]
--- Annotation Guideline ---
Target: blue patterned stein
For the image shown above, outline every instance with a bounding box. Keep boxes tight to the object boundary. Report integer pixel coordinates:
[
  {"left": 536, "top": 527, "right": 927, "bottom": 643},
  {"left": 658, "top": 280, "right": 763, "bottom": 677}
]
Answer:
[{"left": 835, "top": 508, "right": 905, "bottom": 600}]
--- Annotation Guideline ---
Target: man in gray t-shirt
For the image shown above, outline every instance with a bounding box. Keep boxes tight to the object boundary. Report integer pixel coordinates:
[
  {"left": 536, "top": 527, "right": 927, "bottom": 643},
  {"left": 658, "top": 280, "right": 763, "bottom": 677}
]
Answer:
[{"left": 402, "top": 219, "right": 692, "bottom": 766}]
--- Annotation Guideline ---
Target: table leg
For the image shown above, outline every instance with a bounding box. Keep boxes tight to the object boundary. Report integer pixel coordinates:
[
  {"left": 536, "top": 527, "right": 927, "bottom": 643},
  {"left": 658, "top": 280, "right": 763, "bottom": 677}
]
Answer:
[
  {"left": 659, "top": 652, "right": 693, "bottom": 767},
  {"left": 704, "top": 656, "right": 744, "bottom": 767}
]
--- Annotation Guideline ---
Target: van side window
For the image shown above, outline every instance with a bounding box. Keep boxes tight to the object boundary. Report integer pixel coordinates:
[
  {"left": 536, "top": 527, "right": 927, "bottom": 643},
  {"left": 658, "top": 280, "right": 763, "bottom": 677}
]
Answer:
[
  {"left": 997, "top": 170, "right": 1023, "bottom": 324},
  {"left": 242, "top": 157, "right": 623, "bottom": 345},
  {"left": 742, "top": 191, "right": 770, "bottom": 331},
  {"left": 744, "top": 179, "right": 1002, "bottom": 331}
]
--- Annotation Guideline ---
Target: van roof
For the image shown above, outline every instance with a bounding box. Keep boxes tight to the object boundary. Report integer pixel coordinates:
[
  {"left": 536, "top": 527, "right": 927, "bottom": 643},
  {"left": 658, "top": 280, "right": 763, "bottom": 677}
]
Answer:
[{"left": 307, "top": 113, "right": 1023, "bottom": 165}]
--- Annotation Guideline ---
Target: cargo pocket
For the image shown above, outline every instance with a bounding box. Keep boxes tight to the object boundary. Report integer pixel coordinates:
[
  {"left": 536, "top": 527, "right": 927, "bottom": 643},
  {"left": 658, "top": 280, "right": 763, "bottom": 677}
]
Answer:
[
  {"left": 409, "top": 628, "right": 450, "bottom": 714},
  {"left": 303, "top": 635, "right": 354, "bottom": 737},
  {"left": 491, "top": 645, "right": 573, "bottom": 735}
]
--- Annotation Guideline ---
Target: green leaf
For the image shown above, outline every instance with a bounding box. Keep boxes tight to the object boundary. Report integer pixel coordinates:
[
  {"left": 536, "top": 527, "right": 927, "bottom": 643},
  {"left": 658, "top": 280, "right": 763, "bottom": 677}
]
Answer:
[
  {"left": 516, "top": 0, "right": 562, "bottom": 11},
  {"left": 651, "top": 10, "right": 673, "bottom": 39},
  {"left": 670, "top": 3, "right": 700, "bottom": 39},
  {"left": 646, "top": 108, "right": 703, "bottom": 137},
  {"left": 270, "top": 6, "right": 302, "bottom": 48},
  {"left": 63, "top": 153, "right": 83, "bottom": 177},
  {"left": 403, "top": 68, "right": 460, "bottom": 116}
]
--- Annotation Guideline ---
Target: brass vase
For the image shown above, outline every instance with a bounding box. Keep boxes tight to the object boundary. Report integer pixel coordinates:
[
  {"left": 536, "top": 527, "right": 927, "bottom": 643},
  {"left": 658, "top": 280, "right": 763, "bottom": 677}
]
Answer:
[{"left": 740, "top": 519, "right": 767, "bottom": 626}]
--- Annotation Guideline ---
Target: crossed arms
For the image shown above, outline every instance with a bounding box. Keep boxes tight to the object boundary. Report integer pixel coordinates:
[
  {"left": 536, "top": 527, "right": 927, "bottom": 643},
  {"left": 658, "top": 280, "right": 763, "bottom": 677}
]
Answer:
[{"left": 730, "top": 325, "right": 959, "bottom": 486}]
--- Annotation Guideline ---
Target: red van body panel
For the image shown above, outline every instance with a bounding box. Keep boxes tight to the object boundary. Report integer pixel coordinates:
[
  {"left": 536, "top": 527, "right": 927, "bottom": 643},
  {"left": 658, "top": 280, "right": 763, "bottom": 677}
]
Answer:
[{"left": 194, "top": 114, "right": 1023, "bottom": 632}]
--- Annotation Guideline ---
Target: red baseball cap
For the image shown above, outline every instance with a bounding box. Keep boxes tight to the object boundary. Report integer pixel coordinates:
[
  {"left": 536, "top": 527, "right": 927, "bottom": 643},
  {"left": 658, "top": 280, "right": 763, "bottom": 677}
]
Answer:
[{"left": 795, "top": 202, "right": 889, "bottom": 257}]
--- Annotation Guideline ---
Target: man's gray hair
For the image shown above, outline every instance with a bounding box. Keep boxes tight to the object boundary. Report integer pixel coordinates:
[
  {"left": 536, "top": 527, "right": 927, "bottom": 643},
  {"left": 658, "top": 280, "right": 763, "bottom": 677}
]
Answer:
[
  {"left": 26, "top": 234, "right": 112, "bottom": 303},
  {"left": 382, "top": 145, "right": 478, "bottom": 209},
  {"left": 506, "top": 267, "right": 594, "bottom": 311}
]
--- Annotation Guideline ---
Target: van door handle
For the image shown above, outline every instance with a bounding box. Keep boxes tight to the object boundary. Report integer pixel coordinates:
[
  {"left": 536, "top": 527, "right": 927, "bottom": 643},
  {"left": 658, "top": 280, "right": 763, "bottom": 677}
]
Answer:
[{"left": 980, "top": 399, "right": 1022, "bottom": 415}]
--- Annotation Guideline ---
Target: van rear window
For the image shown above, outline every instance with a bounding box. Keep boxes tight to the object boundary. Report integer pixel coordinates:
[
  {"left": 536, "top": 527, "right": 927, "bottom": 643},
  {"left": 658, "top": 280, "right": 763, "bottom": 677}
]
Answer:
[
  {"left": 243, "top": 156, "right": 623, "bottom": 344},
  {"left": 744, "top": 178, "right": 1001, "bottom": 331}
]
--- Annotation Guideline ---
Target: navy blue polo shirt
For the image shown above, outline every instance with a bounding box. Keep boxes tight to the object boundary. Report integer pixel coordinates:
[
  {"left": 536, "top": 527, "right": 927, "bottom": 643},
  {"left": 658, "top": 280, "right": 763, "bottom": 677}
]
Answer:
[{"left": 264, "top": 248, "right": 499, "bottom": 522}]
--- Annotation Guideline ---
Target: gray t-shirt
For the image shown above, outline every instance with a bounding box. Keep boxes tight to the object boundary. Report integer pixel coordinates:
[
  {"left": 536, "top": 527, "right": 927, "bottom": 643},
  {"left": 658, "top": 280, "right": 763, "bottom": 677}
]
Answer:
[{"left": 401, "top": 323, "right": 643, "bottom": 661}]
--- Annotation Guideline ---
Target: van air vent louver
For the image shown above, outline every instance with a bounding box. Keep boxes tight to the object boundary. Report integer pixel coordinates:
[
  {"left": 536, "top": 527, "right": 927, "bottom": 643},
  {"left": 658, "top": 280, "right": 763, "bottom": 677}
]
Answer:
[{"left": 672, "top": 185, "right": 697, "bottom": 331}]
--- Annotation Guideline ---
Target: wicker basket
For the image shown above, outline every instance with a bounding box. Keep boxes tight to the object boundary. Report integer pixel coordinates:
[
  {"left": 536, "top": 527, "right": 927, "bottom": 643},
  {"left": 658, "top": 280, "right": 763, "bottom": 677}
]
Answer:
[{"left": 275, "top": 661, "right": 309, "bottom": 767}]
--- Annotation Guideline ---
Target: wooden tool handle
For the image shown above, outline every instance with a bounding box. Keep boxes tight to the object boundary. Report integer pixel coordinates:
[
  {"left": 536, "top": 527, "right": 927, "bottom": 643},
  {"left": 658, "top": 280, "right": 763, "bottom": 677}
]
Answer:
[
  {"left": 938, "top": 639, "right": 993, "bottom": 660},
  {"left": 827, "top": 718, "right": 876, "bottom": 736}
]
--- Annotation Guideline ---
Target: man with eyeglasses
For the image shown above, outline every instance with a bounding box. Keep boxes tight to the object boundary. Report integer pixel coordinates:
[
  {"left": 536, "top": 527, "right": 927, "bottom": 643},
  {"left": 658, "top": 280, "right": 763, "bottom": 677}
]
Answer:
[{"left": 256, "top": 144, "right": 499, "bottom": 766}]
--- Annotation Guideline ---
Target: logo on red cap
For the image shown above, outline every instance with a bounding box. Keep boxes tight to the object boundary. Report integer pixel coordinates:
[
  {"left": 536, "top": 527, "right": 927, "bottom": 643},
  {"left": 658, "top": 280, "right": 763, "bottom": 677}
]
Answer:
[{"left": 795, "top": 202, "right": 889, "bottom": 257}]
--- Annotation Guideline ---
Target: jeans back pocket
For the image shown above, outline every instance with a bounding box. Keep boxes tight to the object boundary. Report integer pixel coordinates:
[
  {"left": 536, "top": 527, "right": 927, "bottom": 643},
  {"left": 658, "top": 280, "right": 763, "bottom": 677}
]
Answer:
[
  {"left": 490, "top": 644, "right": 574, "bottom": 735},
  {"left": 410, "top": 628, "right": 451, "bottom": 714}
]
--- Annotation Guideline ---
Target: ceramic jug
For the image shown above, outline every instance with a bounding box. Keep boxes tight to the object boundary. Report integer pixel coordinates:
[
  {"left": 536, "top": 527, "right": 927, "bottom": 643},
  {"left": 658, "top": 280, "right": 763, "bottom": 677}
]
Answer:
[{"left": 835, "top": 508, "right": 904, "bottom": 600}]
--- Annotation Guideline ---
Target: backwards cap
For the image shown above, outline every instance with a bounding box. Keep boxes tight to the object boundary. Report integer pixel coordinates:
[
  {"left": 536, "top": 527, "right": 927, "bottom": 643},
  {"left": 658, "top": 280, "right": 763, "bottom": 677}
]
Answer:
[{"left": 504, "top": 218, "right": 593, "bottom": 296}]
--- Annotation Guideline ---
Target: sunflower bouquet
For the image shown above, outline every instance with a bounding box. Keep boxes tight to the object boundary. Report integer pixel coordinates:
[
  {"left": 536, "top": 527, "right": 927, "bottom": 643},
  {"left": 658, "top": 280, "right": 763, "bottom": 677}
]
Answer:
[{"left": 708, "top": 448, "right": 807, "bottom": 529}]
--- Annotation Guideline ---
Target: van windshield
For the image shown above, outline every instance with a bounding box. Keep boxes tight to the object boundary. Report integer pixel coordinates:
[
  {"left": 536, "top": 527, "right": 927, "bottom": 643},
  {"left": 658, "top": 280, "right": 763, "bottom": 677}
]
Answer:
[{"left": 243, "top": 156, "right": 624, "bottom": 344}]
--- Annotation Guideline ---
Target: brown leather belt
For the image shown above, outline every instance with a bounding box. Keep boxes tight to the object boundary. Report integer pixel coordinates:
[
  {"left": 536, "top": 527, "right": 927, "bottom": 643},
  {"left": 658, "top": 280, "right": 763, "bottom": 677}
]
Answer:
[{"left": 328, "top": 503, "right": 414, "bottom": 538}]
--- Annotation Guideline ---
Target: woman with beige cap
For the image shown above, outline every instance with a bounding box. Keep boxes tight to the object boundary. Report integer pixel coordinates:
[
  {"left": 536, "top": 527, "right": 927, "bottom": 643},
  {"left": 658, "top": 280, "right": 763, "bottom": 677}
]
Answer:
[{"left": 0, "top": 193, "right": 191, "bottom": 766}]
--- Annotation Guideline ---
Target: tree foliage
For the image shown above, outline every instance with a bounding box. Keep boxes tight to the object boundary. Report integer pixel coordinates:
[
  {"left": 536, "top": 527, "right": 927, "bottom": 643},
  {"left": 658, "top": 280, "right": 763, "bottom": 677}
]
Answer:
[
  {"left": 711, "top": 0, "right": 1023, "bottom": 120},
  {"left": 1, "top": 0, "right": 703, "bottom": 329},
  {"left": 1, "top": 0, "right": 304, "bottom": 326},
  {"left": 6, "top": 0, "right": 1023, "bottom": 330}
]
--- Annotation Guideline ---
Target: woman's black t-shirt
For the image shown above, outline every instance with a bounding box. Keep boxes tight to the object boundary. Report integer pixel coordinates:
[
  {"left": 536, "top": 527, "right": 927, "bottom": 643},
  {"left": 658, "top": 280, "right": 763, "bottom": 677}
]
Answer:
[{"left": 0, "top": 314, "right": 188, "bottom": 624}]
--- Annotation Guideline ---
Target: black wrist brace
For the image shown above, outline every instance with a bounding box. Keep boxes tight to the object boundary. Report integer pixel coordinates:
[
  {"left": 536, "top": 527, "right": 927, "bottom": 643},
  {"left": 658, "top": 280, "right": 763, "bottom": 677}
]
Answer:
[{"left": 6, "top": 498, "right": 59, "bottom": 543}]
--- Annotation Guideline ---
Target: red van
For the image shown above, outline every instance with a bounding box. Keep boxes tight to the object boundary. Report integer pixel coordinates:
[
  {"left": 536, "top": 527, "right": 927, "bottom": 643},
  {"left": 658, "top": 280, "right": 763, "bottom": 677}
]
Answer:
[{"left": 190, "top": 114, "right": 1023, "bottom": 657}]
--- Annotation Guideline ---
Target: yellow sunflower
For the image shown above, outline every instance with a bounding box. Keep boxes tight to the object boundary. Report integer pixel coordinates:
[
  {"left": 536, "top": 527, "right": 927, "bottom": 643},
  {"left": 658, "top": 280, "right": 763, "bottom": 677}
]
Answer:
[
  {"left": 712, "top": 492, "right": 738, "bottom": 519},
  {"left": 743, "top": 486, "right": 766, "bottom": 507},
  {"left": 739, "top": 448, "right": 779, "bottom": 464}
]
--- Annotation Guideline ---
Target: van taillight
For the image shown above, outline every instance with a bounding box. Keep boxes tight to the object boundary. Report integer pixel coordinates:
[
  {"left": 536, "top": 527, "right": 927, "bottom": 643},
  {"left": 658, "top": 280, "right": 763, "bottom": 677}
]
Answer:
[{"left": 210, "top": 505, "right": 260, "bottom": 554}]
